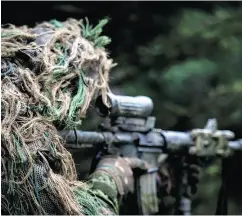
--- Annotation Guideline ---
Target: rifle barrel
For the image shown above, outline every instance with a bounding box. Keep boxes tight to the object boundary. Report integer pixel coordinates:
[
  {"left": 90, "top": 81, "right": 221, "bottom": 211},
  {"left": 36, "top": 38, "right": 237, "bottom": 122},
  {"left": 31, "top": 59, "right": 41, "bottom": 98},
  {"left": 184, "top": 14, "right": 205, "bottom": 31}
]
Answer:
[
  {"left": 161, "top": 131, "right": 242, "bottom": 151},
  {"left": 59, "top": 130, "right": 242, "bottom": 151}
]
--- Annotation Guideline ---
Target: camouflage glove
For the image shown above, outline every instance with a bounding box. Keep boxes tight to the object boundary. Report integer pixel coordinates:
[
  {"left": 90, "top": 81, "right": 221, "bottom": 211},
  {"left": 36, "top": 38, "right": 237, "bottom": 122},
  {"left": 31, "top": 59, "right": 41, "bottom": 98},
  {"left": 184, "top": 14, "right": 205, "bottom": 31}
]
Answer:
[
  {"left": 184, "top": 157, "right": 201, "bottom": 195},
  {"left": 157, "top": 154, "right": 201, "bottom": 196},
  {"left": 157, "top": 154, "right": 173, "bottom": 194},
  {"left": 95, "top": 156, "right": 149, "bottom": 196},
  {"left": 155, "top": 154, "right": 176, "bottom": 214},
  {"left": 155, "top": 154, "right": 201, "bottom": 214}
]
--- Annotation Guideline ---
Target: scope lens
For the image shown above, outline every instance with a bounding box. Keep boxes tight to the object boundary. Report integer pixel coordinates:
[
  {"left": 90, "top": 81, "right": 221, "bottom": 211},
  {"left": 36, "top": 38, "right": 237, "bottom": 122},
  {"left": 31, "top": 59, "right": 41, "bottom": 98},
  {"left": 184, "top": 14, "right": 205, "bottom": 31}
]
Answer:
[{"left": 95, "top": 95, "right": 111, "bottom": 117}]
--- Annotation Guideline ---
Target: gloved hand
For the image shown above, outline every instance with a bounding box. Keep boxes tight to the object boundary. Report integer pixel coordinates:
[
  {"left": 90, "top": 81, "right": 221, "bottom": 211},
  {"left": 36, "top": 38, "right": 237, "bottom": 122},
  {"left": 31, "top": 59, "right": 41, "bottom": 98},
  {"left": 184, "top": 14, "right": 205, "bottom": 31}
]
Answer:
[
  {"left": 157, "top": 154, "right": 201, "bottom": 196},
  {"left": 157, "top": 154, "right": 173, "bottom": 195},
  {"left": 94, "top": 156, "right": 149, "bottom": 196},
  {"left": 155, "top": 154, "right": 201, "bottom": 214},
  {"left": 184, "top": 157, "right": 201, "bottom": 195}
]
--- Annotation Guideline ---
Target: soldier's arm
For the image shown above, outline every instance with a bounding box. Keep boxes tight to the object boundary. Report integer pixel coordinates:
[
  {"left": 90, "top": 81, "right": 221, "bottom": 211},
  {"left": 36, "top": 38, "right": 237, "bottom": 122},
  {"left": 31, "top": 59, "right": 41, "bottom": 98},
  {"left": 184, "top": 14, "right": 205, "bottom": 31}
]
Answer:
[
  {"left": 86, "top": 171, "right": 119, "bottom": 215},
  {"left": 85, "top": 156, "right": 149, "bottom": 215}
]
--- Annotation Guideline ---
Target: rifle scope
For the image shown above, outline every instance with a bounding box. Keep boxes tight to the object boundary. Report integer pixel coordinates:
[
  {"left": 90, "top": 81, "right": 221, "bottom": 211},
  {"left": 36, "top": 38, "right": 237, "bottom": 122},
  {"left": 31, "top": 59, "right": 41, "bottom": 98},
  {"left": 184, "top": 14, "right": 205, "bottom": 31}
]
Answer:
[{"left": 95, "top": 93, "right": 153, "bottom": 118}]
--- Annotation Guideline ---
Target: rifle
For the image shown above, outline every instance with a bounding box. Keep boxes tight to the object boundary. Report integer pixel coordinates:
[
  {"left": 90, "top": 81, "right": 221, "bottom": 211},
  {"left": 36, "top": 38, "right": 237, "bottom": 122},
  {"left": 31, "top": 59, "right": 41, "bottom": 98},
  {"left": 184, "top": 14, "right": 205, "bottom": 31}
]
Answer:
[{"left": 59, "top": 93, "right": 242, "bottom": 215}]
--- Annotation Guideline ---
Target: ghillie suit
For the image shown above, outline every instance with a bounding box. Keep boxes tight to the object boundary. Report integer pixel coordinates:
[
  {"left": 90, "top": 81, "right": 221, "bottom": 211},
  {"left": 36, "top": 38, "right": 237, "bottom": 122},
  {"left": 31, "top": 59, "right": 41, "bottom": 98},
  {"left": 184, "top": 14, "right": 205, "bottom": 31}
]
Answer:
[{"left": 1, "top": 18, "right": 117, "bottom": 215}]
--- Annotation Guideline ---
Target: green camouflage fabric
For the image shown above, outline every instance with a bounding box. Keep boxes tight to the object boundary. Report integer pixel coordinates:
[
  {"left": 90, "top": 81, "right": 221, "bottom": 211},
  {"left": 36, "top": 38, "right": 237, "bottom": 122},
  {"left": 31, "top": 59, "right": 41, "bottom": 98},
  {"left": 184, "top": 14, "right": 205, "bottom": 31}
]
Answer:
[
  {"left": 85, "top": 171, "right": 119, "bottom": 215},
  {"left": 78, "top": 156, "right": 149, "bottom": 215}
]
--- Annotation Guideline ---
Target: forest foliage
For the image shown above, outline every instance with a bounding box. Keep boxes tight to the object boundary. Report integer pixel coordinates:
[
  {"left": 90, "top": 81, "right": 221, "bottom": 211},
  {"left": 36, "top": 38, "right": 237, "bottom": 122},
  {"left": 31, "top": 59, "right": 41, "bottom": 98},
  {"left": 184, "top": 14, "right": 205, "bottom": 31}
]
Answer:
[{"left": 111, "top": 7, "right": 242, "bottom": 133}]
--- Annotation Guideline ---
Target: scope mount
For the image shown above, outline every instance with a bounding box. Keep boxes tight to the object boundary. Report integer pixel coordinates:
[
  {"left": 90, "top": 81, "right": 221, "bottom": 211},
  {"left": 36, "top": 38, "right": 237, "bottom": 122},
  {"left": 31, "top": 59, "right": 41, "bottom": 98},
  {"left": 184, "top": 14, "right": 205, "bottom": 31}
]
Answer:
[{"left": 99, "top": 116, "right": 156, "bottom": 133}]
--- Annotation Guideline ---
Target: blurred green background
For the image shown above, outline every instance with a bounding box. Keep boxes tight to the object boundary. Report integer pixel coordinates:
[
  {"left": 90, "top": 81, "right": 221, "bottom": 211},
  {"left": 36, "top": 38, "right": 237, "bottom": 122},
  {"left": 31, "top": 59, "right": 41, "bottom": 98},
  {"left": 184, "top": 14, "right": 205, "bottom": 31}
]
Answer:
[{"left": 2, "top": 1, "right": 242, "bottom": 214}]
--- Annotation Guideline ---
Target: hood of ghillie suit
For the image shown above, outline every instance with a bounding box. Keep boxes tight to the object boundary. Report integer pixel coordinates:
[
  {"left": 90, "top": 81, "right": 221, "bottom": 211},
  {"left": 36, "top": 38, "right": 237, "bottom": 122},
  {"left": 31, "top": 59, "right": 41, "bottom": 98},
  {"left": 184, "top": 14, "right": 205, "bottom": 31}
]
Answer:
[{"left": 1, "top": 18, "right": 115, "bottom": 215}]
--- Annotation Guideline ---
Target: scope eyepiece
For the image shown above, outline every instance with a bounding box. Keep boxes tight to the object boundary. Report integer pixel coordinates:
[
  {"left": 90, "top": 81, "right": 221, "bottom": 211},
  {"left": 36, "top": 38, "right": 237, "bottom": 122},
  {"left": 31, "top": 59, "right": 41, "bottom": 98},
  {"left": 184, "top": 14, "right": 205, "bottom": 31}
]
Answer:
[{"left": 95, "top": 93, "right": 153, "bottom": 118}]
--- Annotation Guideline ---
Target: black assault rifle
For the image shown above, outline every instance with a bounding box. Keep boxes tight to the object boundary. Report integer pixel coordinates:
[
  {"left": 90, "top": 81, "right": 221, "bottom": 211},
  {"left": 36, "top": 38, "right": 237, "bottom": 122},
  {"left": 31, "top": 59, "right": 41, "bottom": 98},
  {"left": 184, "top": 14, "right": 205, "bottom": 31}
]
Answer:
[{"left": 59, "top": 93, "right": 242, "bottom": 215}]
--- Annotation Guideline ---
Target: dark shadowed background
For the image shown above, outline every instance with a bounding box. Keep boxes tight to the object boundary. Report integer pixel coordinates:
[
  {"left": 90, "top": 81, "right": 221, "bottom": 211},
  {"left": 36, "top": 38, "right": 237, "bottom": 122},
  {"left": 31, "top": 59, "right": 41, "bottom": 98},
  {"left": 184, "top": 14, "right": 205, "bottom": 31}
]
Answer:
[{"left": 2, "top": 1, "right": 242, "bottom": 214}]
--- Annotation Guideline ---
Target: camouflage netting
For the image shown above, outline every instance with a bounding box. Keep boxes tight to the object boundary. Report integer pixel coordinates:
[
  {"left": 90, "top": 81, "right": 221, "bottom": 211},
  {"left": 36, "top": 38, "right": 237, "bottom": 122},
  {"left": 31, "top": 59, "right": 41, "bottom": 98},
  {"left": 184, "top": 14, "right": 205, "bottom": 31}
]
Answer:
[{"left": 1, "top": 18, "right": 116, "bottom": 214}]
